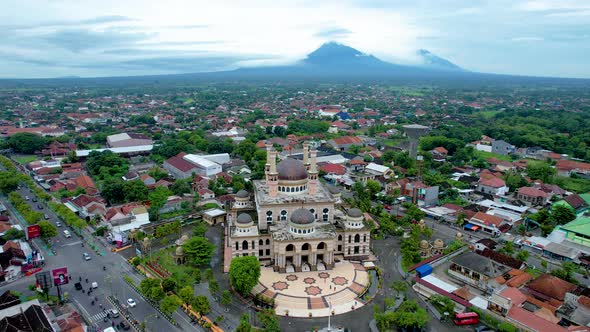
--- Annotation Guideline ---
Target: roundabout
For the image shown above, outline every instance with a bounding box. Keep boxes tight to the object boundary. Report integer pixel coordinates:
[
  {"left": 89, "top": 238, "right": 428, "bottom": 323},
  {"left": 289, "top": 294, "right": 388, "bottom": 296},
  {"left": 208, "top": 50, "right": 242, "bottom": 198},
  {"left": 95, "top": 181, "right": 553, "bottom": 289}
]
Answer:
[{"left": 251, "top": 261, "right": 371, "bottom": 318}]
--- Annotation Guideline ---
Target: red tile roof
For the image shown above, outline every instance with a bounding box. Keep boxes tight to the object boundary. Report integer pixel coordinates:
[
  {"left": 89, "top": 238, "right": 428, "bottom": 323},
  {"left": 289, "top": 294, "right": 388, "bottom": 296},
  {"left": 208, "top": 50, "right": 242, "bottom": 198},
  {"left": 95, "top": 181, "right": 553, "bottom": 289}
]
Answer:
[
  {"left": 165, "top": 153, "right": 197, "bottom": 172},
  {"left": 527, "top": 274, "right": 577, "bottom": 301},
  {"left": 518, "top": 186, "right": 550, "bottom": 198},
  {"left": 74, "top": 175, "right": 96, "bottom": 190},
  {"left": 480, "top": 177, "right": 506, "bottom": 188},
  {"left": 331, "top": 136, "right": 363, "bottom": 145},
  {"left": 472, "top": 212, "right": 504, "bottom": 227},
  {"left": 320, "top": 163, "right": 346, "bottom": 175},
  {"left": 557, "top": 160, "right": 590, "bottom": 172}
]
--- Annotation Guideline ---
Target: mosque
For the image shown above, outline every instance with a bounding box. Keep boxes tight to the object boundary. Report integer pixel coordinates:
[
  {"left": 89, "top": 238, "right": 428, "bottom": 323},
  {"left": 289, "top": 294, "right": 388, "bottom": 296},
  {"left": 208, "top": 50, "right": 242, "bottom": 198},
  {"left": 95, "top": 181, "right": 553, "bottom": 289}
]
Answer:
[{"left": 226, "top": 142, "right": 371, "bottom": 273}]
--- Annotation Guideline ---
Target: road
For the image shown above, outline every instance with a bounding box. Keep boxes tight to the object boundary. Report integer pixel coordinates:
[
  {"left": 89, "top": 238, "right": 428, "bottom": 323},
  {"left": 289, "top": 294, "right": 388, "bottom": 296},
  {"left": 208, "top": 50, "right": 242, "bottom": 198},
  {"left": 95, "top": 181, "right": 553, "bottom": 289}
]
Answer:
[{"left": 2, "top": 185, "right": 199, "bottom": 332}]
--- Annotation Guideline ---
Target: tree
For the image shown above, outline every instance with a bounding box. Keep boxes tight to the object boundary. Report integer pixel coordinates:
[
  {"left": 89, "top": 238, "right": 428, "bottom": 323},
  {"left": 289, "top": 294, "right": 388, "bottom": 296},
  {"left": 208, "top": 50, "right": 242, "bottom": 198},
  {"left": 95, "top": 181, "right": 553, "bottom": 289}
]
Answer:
[
  {"left": 516, "top": 250, "right": 530, "bottom": 262},
  {"left": 526, "top": 161, "right": 555, "bottom": 182},
  {"left": 101, "top": 178, "right": 126, "bottom": 204},
  {"left": 551, "top": 205, "right": 576, "bottom": 225},
  {"left": 208, "top": 279, "right": 219, "bottom": 295},
  {"left": 182, "top": 236, "right": 215, "bottom": 266},
  {"left": 170, "top": 179, "right": 191, "bottom": 196},
  {"left": 505, "top": 172, "right": 528, "bottom": 190},
  {"left": 123, "top": 180, "right": 148, "bottom": 202},
  {"left": 221, "top": 290, "right": 232, "bottom": 307},
  {"left": 257, "top": 309, "right": 280, "bottom": 332},
  {"left": 430, "top": 294, "right": 455, "bottom": 315},
  {"left": 235, "top": 314, "right": 253, "bottom": 332},
  {"left": 149, "top": 286, "right": 165, "bottom": 302},
  {"left": 390, "top": 280, "right": 408, "bottom": 298},
  {"left": 160, "top": 295, "right": 181, "bottom": 315},
  {"left": 365, "top": 179, "right": 381, "bottom": 198},
  {"left": 140, "top": 278, "right": 161, "bottom": 299},
  {"left": 191, "top": 295, "right": 210, "bottom": 315},
  {"left": 502, "top": 242, "right": 515, "bottom": 256},
  {"left": 8, "top": 133, "right": 46, "bottom": 154},
  {"left": 38, "top": 221, "right": 57, "bottom": 238},
  {"left": 192, "top": 222, "right": 208, "bottom": 237},
  {"left": 3, "top": 227, "right": 25, "bottom": 240},
  {"left": 148, "top": 186, "right": 173, "bottom": 220},
  {"left": 178, "top": 286, "right": 194, "bottom": 304},
  {"left": 0, "top": 171, "right": 19, "bottom": 194},
  {"left": 551, "top": 262, "right": 578, "bottom": 284},
  {"left": 161, "top": 278, "right": 176, "bottom": 293},
  {"left": 229, "top": 256, "right": 261, "bottom": 296}
]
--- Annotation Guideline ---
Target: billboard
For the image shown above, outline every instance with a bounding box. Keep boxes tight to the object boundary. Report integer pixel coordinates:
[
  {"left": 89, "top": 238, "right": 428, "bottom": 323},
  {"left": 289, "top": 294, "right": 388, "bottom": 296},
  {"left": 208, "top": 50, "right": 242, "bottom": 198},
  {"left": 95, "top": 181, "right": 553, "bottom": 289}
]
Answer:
[
  {"left": 36, "top": 271, "right": 52, "bottom": 289},
  {"left": 51, "top": 267, "right": 69, "bottom": 286},
  {"left": 27, "top": 224, "right": 41, "bottom": 240}
]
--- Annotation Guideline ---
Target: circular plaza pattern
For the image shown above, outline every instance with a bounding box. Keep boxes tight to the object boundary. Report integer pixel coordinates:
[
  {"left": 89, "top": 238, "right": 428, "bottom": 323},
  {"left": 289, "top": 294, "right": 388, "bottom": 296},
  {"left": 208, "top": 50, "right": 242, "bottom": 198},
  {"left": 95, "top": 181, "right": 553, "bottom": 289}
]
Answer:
[{"left": 251, "top": 261, "right": 370, "bottom": 317}]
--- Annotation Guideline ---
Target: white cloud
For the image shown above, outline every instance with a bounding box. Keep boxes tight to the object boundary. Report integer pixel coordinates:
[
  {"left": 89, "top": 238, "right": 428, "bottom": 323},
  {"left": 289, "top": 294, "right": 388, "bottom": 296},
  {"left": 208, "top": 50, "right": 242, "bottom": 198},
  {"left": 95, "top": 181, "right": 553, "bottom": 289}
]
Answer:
[{"left": 511, "top": 37, "right": 544, "bottom": 42}]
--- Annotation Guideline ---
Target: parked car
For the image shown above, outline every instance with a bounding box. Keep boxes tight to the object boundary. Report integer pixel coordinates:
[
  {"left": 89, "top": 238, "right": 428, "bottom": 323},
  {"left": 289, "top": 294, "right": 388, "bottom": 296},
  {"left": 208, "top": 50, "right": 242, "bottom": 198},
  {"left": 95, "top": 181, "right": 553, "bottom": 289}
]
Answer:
[
  {"left": 32, "top": 197, "right": 37, "bottom": 202},
  {"left": 37, "top": 204, "right": 43, "bottom": 209},
  {"left": 74, "top": 282, "right": 82, "bottom": 290},
  {"left": 82, "top": 253, "right": 91, "bottom": 261},
  {"left": 63, "top": 230, "right": 71, "bottom": 238},
  {"left": 474, "top": 326, "right": 495, "bottom": 332},
  {"left": 118, "top": 321, "right": 130, "bottom": 330},
  {"left": 126, "top": 298, "right": 136, "bottom": 307},
  {"left": 91, "top": 282, "right": 98, "bottom": 289},
  {"left": 25, "top": 196, "right": 30, "bottom": 201},
  {"left": 56, "top": 221, "right": 62, "bottom": 227},
  {"left": 44, "top": 214, "right": 49, "bottom": 220}
]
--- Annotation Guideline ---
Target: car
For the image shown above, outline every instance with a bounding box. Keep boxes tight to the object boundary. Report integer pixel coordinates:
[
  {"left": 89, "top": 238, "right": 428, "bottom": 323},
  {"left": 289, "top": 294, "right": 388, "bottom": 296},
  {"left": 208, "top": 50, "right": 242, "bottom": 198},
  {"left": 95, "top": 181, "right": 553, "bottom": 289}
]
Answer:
[
  {"left": 74, "top": 282, "right": 83, "bottom": 290},
  {"left": 63, "top": 230, "right": 71, "bottom": 238},
  {"left": 474, "top": 325, "right": 495, "bottom": 332},
  {"left": 109, "top": 309, "right": 119, "bottom": 318},
  {"left": 44, "top": 214, "right": 49, "bottom": 220},
  {"left": 91, "top": 282, "right": 98, "bottom": 289},
  {"left": 25, "top": 196, "right": 30, "bottom": 201},
  {"left": 56, "top": 221, "right": 62, "bottom": 227},
  {"left": 118, "top": 321, "right": 130, "bottom": 330},
  {"left": 32, "top": 197, "right": 37, "bottom": 202},
  {"left": 37, "top": 204, "right": 43, "bottom": 209},
  {"left": 126, "top": 298, "right": 136, "bottom": 307},
  {"left": 82, "top": 253, "right": 91, "bottom": 261}
]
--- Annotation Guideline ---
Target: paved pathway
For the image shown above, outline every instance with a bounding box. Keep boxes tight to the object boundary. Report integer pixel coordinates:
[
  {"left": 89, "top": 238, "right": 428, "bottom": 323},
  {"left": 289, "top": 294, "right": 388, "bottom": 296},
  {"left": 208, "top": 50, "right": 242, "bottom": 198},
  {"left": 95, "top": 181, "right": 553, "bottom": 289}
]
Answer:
[{"left": 253, "top": 261, "right": 369, "bottom": 317}]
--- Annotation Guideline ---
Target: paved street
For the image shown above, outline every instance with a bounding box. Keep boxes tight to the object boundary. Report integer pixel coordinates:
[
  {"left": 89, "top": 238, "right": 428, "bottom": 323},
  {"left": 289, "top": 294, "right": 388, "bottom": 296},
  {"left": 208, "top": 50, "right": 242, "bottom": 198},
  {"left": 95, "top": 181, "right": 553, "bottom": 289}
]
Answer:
[{"left": 0, "top": 185, "right": 198, "bottom": 332}]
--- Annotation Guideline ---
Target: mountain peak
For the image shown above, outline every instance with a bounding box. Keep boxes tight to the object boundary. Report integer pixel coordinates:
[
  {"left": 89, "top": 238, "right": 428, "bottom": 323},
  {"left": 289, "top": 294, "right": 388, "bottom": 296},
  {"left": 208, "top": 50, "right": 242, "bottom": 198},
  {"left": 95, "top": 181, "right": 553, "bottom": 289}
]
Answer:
[
  {"left": 304, "top": 42, "right": 383, "bottom": 67},
  {"left": 416, "top": 49, "right": 464, "bottom": 71}
]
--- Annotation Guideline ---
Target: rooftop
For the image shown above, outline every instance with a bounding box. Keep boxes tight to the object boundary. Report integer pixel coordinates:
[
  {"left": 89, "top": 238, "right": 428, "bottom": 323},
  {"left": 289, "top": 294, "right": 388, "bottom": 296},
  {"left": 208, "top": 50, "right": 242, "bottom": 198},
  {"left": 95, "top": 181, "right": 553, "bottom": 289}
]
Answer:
[{"left": 253, "top": 179, "right": 334, "bottom": 205}]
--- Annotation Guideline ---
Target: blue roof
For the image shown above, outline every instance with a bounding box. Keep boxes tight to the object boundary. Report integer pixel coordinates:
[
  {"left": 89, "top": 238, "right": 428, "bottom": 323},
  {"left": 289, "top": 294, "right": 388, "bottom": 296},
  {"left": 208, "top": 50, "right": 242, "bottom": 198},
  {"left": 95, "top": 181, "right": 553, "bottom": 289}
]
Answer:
[{"left": 415, "top": 264, "right": 433, "bottom": 278}]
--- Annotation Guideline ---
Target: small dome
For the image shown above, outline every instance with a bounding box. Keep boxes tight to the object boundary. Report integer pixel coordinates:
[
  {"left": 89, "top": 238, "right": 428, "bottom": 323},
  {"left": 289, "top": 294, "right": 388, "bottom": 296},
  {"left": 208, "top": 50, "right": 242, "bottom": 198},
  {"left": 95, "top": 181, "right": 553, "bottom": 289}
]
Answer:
[
  {"left": 175, "top": 246, "right": 185, "bottom": 256},
  {"left": 327, "top": 186, "right": 341, "bottom": 194},
  {"left": 277, "top": 158, "right": 308, "bottom": 181},
  {"left": 434, "top": 239, "right": 444, "bottom": 248},
  {"left": 180, "top": 234, "right": 189, "bottom": 242},
  {"left": 236, "top": 190, "right": 249, "bottom": 198},
  {"left": 348, "top": 208, "right": 363, "bottom": 218},
  {"left": 290, "top": 208, "right": 315, "bottom": 225},
  {"left": 236, "top": 213, "right": 253, "bottom": 225},
  {"left": 420, "top": 240, "right": 429, "bottom": 249},
  {"left": 456, "top": 232, "right": 464, "bottom": 239}
]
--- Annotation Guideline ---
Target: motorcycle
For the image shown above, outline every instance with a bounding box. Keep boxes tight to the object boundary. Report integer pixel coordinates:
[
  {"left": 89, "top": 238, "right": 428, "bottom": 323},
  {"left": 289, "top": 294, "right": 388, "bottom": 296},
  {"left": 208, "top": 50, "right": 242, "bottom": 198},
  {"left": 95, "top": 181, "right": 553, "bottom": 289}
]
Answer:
[
  {"left": 85, "top": 278, "right": 88, "bottom": 283},
  {"left": 103, "top": 266, "right": 106, "bottom": 271},
  {"left": 91, "top": 300, "right": 94, "bottom": 306}
]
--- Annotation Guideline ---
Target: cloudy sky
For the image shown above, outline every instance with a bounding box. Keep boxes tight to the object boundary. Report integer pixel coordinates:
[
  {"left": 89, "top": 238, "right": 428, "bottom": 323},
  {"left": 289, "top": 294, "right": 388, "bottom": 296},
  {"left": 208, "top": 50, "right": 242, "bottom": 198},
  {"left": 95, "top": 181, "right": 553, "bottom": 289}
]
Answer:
[{"left": 1, "top": 0, "right": 589, "bottom": 78}]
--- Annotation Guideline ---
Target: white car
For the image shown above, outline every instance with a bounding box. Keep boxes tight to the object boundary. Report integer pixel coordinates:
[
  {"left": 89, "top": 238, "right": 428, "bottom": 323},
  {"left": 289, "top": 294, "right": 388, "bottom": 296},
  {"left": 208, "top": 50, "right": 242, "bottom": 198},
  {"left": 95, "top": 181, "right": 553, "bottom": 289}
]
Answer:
[
  {"left": 127, "top": 298, "right": 136, "bottom": 307},
  {"left": 63, "top": 230, "right": 71, "bottom": 238},
  {"left": 82, "top": 253, "right": 91, "bottom": 261}
]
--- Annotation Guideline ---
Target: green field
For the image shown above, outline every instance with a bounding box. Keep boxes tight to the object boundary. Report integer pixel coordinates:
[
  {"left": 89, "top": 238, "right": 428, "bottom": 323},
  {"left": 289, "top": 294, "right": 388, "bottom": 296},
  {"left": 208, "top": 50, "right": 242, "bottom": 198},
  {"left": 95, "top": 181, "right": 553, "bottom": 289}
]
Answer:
[
  {"left": 13, "top": 155, "right": 38, "bottom": 164},
  {"left": 478, "top": 110, "right": 503, "bottom": 119},
  {"left": 475, "top": 150, "right": 513, "bottom": 162}
]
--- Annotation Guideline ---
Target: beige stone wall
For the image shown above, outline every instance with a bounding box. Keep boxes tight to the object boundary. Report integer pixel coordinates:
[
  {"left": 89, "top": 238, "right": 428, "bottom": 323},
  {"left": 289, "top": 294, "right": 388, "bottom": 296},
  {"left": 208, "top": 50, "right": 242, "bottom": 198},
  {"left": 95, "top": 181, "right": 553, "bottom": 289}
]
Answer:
[
  {"left": 232, "top": 235, "right": 272, "bottom": 258},
  {"left": 257, "top": 202, "right": 335, "bottom": 224}
]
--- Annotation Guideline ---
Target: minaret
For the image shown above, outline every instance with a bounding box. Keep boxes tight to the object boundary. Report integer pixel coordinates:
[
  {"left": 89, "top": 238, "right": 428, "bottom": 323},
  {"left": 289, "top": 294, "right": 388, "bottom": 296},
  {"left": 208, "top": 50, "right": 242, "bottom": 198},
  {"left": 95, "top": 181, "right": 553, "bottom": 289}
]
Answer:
[
  {"left": 308, "top": 147, "right": 319, "bottom": 195},
  {"left": 265, "top": 142, "right": 272, "bottom": 182},
  {"left": 303, "top": 142, "right": 310, "bottom": 171},
  {"left": 268, "top": 147, "right": 279, "bottom": 197}
]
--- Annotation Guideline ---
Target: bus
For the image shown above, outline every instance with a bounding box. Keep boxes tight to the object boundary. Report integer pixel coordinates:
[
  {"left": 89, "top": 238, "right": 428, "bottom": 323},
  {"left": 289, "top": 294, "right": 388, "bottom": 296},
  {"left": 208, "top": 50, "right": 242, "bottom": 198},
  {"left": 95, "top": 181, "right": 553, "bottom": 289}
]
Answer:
[{"left": 454, "top": 312, "right": 479, "bottom": 326}]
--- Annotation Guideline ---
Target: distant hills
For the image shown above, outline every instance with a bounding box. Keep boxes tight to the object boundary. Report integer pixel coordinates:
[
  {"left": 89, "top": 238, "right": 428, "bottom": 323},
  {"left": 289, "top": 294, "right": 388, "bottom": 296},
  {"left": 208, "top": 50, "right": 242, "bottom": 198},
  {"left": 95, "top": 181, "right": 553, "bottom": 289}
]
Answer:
[{"left": 230, "top": 42, "right": 466, "bottom": 78}]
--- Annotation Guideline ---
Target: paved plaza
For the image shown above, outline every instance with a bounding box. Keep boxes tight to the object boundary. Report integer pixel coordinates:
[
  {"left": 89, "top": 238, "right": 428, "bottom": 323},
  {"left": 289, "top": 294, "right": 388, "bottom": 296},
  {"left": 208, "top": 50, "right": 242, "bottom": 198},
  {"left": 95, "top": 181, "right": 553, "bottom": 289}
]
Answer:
[{"left": 252, "top": 261, "right": 370, "bottom": 317}]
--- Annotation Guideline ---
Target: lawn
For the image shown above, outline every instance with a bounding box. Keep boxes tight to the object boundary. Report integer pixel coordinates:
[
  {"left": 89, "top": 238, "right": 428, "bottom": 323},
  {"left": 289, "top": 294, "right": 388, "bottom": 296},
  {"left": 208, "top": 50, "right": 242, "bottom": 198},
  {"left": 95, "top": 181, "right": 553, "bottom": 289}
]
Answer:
[
  {"left": 14, "top": 155, "right": 38, "bottom": 164},
  {"left": 148, "top": 246, "right": 204, "bottom": 286},
  {"left": 475, "top": 150, "right": 513, "bottom": 162},
  {"left": 477, "top": 110, "right": 503, "bottom": 119}
]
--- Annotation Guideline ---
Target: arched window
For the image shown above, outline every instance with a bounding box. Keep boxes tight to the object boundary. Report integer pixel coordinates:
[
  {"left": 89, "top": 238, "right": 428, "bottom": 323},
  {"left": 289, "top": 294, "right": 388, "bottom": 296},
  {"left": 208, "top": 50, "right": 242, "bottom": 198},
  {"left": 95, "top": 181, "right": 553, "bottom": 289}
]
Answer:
[
  {"left": 259, "top": 239, "right": 263, "bottom": 246},
  {"left": 280, "top": 210, "right": 287, "bottom": 221},
  {"left": 252, "top": 241, "right": 255, "bottom": 249},
  {"left": 322, "top": 208, "right": 329, "bottom": 222},
  {"left": 298, "top": 229, "right": 301, "bottom": 234},
  {"left": 266, "top": 211, "right": 273, "bottom": 222},
  {"left": 235, "top": 242, "right": 239, "bottom": 250},
  {"left": 317, "top": 242, "right": 326, "bottom": 250},
  {"left": 286, "top": 244, "right": 294, "bottom": 251},
  {"left": 302, "top": 243, "right": 310, "bottom": 251},
  {"left": 354, "top": 234, "right": 360, "bottom": 243},
  {"left": 348, "top": 235, "right": 352, "bottom": 243},
  {"left": 363, "top": 234, "right": 367, "bottom": 242},
  {"left": 338, "top": 235, "right": 343, "bottom": 241},
  {"left": 266, "top": 239, "right": 270, "bottom": 245},
  {"left": 242, "top": 240, "right": 249, "bottom": 250}
]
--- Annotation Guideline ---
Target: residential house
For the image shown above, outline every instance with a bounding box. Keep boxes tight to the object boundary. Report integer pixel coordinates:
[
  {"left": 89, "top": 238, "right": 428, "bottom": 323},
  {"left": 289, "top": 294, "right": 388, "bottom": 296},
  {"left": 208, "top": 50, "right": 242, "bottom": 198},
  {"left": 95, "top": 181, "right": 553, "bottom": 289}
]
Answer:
[
  {"left": 401, "top": 180, "right": 439, "bottom": 207},
  {"left": 198, "top": 189, "right": 215, "bottom": 200},
  {"left": 554, "top": 194, "right": 590, "bottom": 215},
  {"left": 468, "top": 212, "right": 505, "bottom": 236},
  {"left": 431, "top": 147, "right": 448, "bottom": 162},
  {"left": 163, "top": 152, "right": 224, "bottom": 179},
  {"left": 327, "top": 136, "right": 364, "bottom": 151},
  {"left": 65, "top": 195, "right": 107, "bottom": 220},
  {"left": 139, "top": 174, "right": 155, "bottom": 186},
  {"left": 0, "top": 299, "right": 53, "bottom": 332},
  {"left": 73, "top": 175, "right": 98, "bottom": 195},
  {"left": 320, "top": 163, "right": 346, "bottom": 176},
  {"left": 448, "top": 251, "right": 511, "bottom": 289},
  {"left": 478, "top": 177, "right": 508, "bottom": 196},
  {"left": 365, "top": 163, "right": 393, "bottom": 178},
  {"left": 202, "top": 208, "right": 226, "bottom": 225},
  {"left": 122, "top": 171, "right": 139, "bottom": 181},
  {"left": 560, "top": 217, "right": 590, "bottom": 248},
  {"left": 492, "top": 139, "right": 515, "bottom": 156},
  {"left": 526, "top": 274, "right": 577, "bottom": 308},
  {"left": 517, "top": 187, "right": 550, "bottom": 206},
  {"left": 557, "top": 160, "right": 590, "bottom": 178},
  {"left": 348, "top": 159, "right": 367, "bottom": 172},
  {"left": 105, "top": 204, "right": 150, "bottom": 232}
]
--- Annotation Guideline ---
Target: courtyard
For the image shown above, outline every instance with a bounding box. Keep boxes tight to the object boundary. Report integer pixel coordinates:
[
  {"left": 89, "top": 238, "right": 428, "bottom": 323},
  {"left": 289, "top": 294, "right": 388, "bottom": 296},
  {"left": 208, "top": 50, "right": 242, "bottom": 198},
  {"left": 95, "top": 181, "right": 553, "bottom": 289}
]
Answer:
[{"left": 252, "top": 261, "right": 370, "bottom": 317}]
